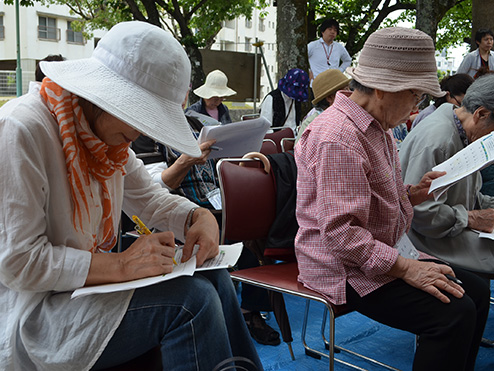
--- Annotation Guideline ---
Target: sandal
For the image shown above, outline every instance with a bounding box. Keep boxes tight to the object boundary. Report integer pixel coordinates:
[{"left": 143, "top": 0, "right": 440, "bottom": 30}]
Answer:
[{"left": 243, "top": 311, "right": 281, "bottom": 346}]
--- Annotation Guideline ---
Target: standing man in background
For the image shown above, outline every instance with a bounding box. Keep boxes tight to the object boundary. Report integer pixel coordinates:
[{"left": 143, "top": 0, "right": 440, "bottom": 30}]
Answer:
[
  {"left": 307, "top": 19, "right": 352, "bottom": 82},
  {"left": 457, "top": 29, "right": 494, "bottom": 78}
]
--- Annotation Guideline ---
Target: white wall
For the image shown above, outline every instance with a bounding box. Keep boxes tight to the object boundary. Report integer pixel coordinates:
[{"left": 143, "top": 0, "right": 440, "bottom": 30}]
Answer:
[{"left": 0, "top": 3, "right": 106, "bottom": 94}]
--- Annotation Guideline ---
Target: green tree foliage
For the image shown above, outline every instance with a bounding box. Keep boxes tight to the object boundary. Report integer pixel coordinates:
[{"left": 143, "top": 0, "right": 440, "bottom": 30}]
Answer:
[
  {"left": 308, "top": 0, "right": 470, "bottom": 58},
  {"left": 8, "top": 0, "right": 266, "bottom": 93},
  {"left": 309, "top": 0, "right": 416, "bottom": 57}
]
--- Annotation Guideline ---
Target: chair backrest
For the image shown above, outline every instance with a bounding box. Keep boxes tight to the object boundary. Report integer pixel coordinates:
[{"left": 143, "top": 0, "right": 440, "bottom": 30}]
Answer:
[
  {"left": 264, "top": 127, "right": 295, "bottom": 153},
  {"left": 217, "top": 155, "right": 276, "bottom": 244},
  {"left": 281, "top": 137, "right": 295, "bottom": 152},
  {"left": 260, "top": 139, "right": 278, "bottom": 155},
  {"left": 241, "top": 113, "right": 261, "bottom": 121}
]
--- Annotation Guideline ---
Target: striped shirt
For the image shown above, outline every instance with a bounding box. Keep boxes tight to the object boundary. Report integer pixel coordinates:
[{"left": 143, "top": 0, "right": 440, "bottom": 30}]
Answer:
[{"left": 294, "top": 91, "right": 420, "bottom": 305}]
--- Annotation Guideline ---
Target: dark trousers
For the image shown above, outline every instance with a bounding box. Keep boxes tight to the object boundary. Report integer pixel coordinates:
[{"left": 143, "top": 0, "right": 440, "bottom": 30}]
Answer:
[
  {"left": 346, "top": 267, "right": 490, "bottom": 371},
  {"left": 237, "top": 247, "right": 272, "bottom": 312}
]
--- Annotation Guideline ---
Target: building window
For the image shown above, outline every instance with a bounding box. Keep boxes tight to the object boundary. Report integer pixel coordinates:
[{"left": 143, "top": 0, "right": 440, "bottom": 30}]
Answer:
[
  {"left": 67, "top": 21, "right": 84, "bottom": 44},
  {"left": 245, "top": 37, "right": 252, "bottom": 52},
  {"left": 245, "top": 19, "right": 252, "bottom": 29},
  {"left": 0, "top": 16, "right": 4, "bottom": 40},
  {"left": 38, "top": 16, "right": 59, "bottom": 41},
  {"left": 258, "top": 18, "right": 265, "bottom": 32},
  {"left": 224, "top": 19, "right": 236, "bottom": 29}
]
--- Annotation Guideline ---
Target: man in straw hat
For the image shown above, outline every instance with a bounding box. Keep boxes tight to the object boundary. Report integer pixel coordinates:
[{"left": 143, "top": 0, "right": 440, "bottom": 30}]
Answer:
[
  {"left": 186, "top": 69, "right": 237, "bottom": 125},
  {"left": 295, "top": 27, "right": 489, "bottom": 371},
  {"left": 295, "top": 68, "right": 351, "bottom": 144},
  {"left": 0, "top": 21, "right": 261, "bottom": 370}
]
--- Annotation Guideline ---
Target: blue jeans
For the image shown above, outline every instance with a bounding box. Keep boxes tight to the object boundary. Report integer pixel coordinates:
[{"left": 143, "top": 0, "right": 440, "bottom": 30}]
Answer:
[{"left": 91, "top": 269, "right": 263, "bottom": 370}]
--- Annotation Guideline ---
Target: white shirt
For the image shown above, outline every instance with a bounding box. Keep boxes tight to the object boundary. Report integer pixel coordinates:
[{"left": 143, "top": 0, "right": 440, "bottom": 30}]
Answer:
[
  {"left": 0, "top": 83, "right": 196, "bottom": 370},
  {"left": 259, "top": 90, "right": 297, "bottom": 132},
  {"left": 307, "top": 38, "right": 352, "bottom": 79}
]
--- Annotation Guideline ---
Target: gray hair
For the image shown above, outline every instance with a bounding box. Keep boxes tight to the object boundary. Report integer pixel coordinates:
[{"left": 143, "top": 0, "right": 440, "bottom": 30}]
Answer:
[
  {"left": 349, "top": 79, "right": 374, "bottom": 95},
  {"left": 462, "top": 74, "right": 494, "bottom": 123}
]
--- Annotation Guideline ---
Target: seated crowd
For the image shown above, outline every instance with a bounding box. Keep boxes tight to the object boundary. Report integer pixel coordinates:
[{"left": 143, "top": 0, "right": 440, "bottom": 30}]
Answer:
[{"left": 1, "top": 18, "right": 493, "bottom": 371}]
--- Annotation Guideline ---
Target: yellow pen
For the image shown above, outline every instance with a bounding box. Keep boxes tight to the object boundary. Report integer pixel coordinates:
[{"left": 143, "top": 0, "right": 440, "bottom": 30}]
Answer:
[
  {"left": 131, "top": 215, "right": 178, "bottom": 265},
  {"left": 132, "top": 215, "right": 152, "bottom": 235}
]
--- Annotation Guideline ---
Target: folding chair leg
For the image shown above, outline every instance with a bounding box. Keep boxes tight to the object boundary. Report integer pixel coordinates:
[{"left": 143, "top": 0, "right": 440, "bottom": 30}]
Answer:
[{"left": 301, "top": 300, "right": 402, "bottom": 371}]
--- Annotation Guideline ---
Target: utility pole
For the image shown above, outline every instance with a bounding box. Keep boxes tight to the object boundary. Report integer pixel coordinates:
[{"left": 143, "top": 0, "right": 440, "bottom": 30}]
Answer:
[{"left": 15, "top": 0, "right": 22, "bottom": 96}]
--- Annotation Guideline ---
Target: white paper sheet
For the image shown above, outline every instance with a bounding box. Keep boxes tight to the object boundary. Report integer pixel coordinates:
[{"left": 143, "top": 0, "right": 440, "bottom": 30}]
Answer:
[
  {"left": 429, "top": 131, "right": 494, "bottom": 200},
  {"left": 197, "top": 117, "right": 271, "bottom": 159},
  {"left": 71, "top": 243, "right": 243, "bottom": 299},
  {"left": 185, "top": 110, "right": 221, "bottom": 126}
]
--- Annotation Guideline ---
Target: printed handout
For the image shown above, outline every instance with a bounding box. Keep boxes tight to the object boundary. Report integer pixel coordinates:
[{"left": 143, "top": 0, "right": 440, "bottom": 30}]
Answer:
[
  {"left": 197, "top": 117, "right": 271, "bottom": 159},
  {"left": 71, "top": 242, "right": 243, "bottom": 299},
  {"left": 429, "top": 132, "right": 494, "bottom": 200}
]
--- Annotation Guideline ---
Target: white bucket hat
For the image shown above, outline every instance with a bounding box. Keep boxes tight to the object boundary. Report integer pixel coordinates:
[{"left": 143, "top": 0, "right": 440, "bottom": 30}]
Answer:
[
  {"left": 193, "top": 70, "right": 237, "bottom": 99},
  {"left": 40, "top": 21, "right": 201, "bottom": 157}
]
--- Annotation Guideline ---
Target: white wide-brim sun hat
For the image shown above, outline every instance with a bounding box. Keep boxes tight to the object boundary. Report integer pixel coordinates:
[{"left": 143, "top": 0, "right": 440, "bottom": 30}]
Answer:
[
  {"left": 193, "top": 70, "right": 237, "bottom": 99},
  {"left": 40, "top": 21, "right": 201, "bottom": 157}
]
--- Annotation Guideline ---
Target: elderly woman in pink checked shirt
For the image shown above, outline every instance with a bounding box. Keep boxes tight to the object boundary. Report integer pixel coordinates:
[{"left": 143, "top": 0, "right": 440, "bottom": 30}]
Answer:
[{"left": 295, "top": 27, "right": 489, "bottom": 371}]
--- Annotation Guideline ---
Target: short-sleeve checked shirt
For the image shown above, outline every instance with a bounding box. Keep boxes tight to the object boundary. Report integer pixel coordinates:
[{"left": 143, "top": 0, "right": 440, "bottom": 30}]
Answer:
[{"left": 294, "top": 91, "right": 421, "bottom": 305}]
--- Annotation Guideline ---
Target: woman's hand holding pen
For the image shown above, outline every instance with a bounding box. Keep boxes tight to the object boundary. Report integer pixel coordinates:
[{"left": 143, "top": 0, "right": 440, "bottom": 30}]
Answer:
[
  {"left": 85, "top": 231, "right": 177, "bottom": 286},
  {"left": 178, "top": 139, "right": 216, "bottom": 167},
  {"left": 182, "top": 208, "right": 219, "bottom": 266},
  {"left": 119, "top": 232, "right": 177, "bottom": 279}
]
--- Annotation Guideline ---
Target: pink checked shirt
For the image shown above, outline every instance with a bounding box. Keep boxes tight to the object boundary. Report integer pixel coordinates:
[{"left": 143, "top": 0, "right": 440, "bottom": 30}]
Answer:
[{"left": 295, "top": 91, "right": 421, "bottom": 305}]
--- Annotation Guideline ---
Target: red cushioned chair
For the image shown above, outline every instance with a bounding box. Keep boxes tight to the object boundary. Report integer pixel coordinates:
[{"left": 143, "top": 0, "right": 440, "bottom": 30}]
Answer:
[
  {"left": 264, "top": 127, "right": 295, "bottom": 153},
  {"left": 217, "top": 153, "right": 400, "bottom": 371},
  {"left": 260, "top": 139, "right": 278, "bottom": 156},
  {"left": 281, "top": 137, "right": 296, "bottom": 152}
]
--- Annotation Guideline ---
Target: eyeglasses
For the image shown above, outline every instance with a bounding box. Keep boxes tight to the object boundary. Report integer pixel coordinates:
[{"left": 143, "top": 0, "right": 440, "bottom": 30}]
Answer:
[
  {"left": 409, "top": 90, "right": 427, "bottom": 106},
  {"left": 450, "top": 95, "right": 461, "bottom": 106}
]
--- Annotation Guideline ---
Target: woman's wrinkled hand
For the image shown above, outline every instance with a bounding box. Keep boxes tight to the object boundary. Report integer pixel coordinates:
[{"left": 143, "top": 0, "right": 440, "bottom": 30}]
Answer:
[
  {"left": 468, "top": 208, "right": 494, "bottom": 232},
  {"left": 408, "top": 170, "right": 446, "bottom": 206},
  {"left": 181, "top": 208, "right": 219, "bottom": 266},
  {"left": 389, "top": 256, "right": 464, "bottom": 303},
  {"left": 119, "top": 231, "right": 177, "bottom": 280}
]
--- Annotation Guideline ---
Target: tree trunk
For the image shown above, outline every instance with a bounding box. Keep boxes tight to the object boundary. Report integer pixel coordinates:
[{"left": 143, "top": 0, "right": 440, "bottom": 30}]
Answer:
[
  {"left": 307, "top": 1, "right": 317, "bottom": 43},
  {"left": 276, "top": 0, "right": 309, "bottom": 80},
  {"left": 415, "top": 0, "right": 459, "bottom": 44},
  {"left": 472, "top": 0, "right": 494, "bottom": 50},
  {"left": 184, "top": 45, "right": 206, "bottom": 104},
  {"left": 276, "top": 0, "right": 310, "bottom": 115}
]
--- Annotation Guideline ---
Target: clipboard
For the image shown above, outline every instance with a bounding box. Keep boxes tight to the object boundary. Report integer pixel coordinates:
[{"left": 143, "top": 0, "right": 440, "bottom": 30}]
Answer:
[{"left": 197, "top": 117, "right": 271, "bottom": 159}]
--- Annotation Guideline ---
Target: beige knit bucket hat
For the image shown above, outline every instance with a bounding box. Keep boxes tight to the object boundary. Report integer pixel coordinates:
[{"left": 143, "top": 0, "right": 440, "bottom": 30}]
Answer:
[{"left": 346, "top": 27, "right": 445, "bottom": 97}]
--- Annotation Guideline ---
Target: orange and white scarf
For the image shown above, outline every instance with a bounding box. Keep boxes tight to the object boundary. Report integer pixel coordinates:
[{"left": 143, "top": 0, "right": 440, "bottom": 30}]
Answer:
[{"left": 40, "top": 79, "right": 130, "bottom": 252}]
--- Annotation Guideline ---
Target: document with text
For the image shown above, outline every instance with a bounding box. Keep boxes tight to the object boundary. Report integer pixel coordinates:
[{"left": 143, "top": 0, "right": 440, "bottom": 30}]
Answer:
[
  {"left": 197, "top": 117, "right": 271, "bottom": 159},
  {"left": 71, "top": 242, "right": 243, "bottom": 299},
  {"left": 429, "top": 132, "right": 494, "bottom": 200}
]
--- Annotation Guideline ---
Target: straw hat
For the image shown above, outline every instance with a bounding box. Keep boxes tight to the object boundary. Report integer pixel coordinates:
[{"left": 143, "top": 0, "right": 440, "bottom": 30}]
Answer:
[
  {"left": 346, "top": 27, "right": 445, "bottom": 97},
  {"left": 193, "top": 70, "right": 237, "bottom": 99},
  {"left": 311, "top": 69, "right": 351, "bottom": 105},
  {"left": 40, "top": 21, "right": 201, "bottom": 157}
]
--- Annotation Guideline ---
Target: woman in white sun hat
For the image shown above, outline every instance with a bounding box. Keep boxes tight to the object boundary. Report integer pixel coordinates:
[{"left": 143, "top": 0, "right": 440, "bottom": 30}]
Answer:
[
  {"left": 186, "top": 69, "right": 237, "bottom": 124},
  {"left": 0, "top": 21, "right": 261, "bottom": 370}
]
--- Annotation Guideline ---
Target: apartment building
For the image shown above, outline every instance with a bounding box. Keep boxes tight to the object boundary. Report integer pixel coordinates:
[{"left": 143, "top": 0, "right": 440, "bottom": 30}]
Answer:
[
  {"left": 0, "top": 2, "right": 278, "bottom": 101},
  {"left": 211, "top": 1, "right": 278, "bottom": 100},
  {"left": 0, "top": 2, "right": 106, "bottom": 95}
]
